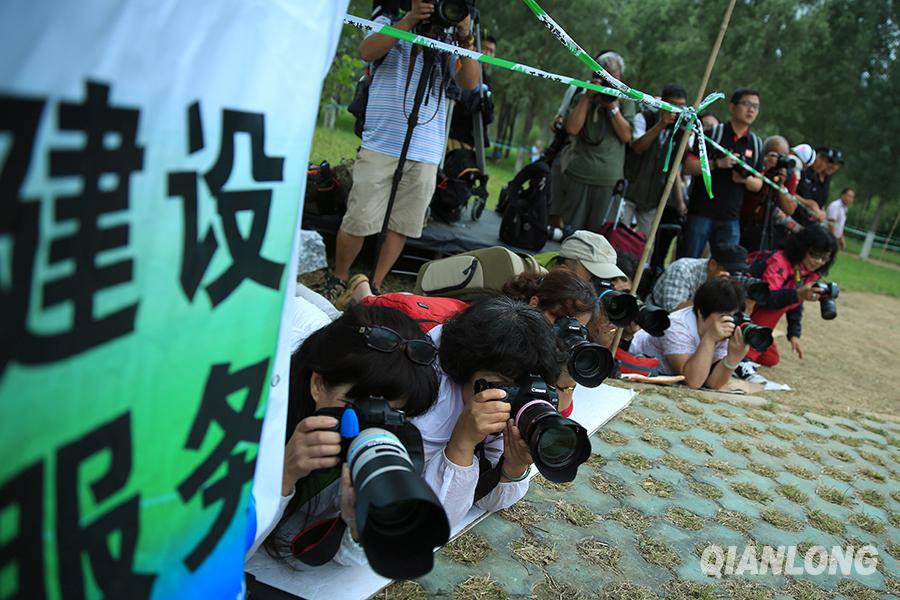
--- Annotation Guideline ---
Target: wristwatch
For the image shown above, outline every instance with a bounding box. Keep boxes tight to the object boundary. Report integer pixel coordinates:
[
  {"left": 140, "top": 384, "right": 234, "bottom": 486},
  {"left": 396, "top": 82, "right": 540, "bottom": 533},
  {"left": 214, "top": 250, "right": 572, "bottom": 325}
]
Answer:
[{"left": 609, "top": 106, "right": 620, "bottom": 117}]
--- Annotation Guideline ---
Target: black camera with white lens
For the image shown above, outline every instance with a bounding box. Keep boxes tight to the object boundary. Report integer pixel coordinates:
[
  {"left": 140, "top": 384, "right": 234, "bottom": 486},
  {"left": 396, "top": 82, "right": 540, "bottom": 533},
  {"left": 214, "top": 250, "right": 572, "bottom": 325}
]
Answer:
[
  {"left": 474, "top": 376, "right": 590, "bottom": 483},
  {"left": 553, "top": 316, "right": 614, "bottom": 387},
  {"left": 315, "top": 397, "right": 450, "bottom": 579}
]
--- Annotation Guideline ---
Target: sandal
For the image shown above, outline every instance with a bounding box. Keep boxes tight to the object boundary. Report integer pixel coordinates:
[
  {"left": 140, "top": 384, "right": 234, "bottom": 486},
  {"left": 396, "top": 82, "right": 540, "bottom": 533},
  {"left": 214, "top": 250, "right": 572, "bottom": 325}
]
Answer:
[{"left": 334, "top": 273, "right": 370, "bottom": 310}]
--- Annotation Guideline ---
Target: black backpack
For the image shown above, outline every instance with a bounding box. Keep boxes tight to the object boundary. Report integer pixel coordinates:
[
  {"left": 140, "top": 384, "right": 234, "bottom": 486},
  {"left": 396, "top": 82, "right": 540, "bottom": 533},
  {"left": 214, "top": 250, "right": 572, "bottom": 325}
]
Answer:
[
  {"left": 498, "top": 160, "right": 551, "bottom": 251},
  {"left": 431, "top": 149, "right": 488, "bottom": 223}
]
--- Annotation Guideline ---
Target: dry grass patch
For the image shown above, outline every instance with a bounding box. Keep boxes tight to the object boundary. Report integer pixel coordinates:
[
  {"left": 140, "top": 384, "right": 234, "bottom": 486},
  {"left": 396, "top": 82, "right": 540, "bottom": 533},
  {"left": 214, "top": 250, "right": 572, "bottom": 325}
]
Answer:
[
  {"left": 617, "top": 451, "right": 653, "bottom": 471},
  {"left": 605, "top": 507, "right": 652, "bottom": 532},
  {"left": 530, "top": 573, "right": 586, "bottom": 600},
  {"left": 756, "top": 443, "right": 788, "bottom": 458},
  {"left": 792, "top": 444, "right": 821, "bottom": 463},
  {"left": 805, "top": 431, "right": 830, "bottom": 443},
  {"left": 618, "top": 408, "right": 652, "bottom": 429},
  {"left": 688, "top": 479, "right": 723, "bottom": 500},
  {"left": 696, "top": 418, "right": 729, "bottom": 434},
  {"left": 722, "top": 438, "right": 753, "bottom": 456},
  {"left": 714, "top": 509, "right": 755, "bottom": 533},
  {"left": 598, "top": 429, "right": 629, "bottom": 445},
  {"left": 732, "top": 481, "right": 773, "bottom": 503},
  {"left": 832, "top": 434, "right": 864, "bottom": 448},
  {"left": 857, "top": 467, "right": 886, "bottom": 482},
  {"left": 659, "top": 453, "right": 695, "bottom": 475},
  {"left": 442, "top": 532, "right": 491, "bottom": 564},
  {"left": 835, "top": 579, "right": 881, "bottom": 600},
  {"left": 640, "top": 431, "right": 670, "bottom": 449},
  {"left": 533, "top": 474, "right": 574, "bottom": 492},
  {"left": 767, "top": 426, "right": 797, "bottom": 441},
  {"left": 676, "top": 401, "right": 705, "bottom": 416},
  {"left": 705, "top": 459, "right": 737, "bottom": 476},
  {"left": 374, "top": 580, "right": 426, "bottom": 600},
  {"left": 806, "top": 509, "right": 845, "bottom": 535},
  {"left": 510, "top": 533, "right": 558, "bottom": 566},
  {"left": 747, "top": 463, "right": 778, "bottom": 479},
  {"left": 815, "top": 484, "right": 856, "bottom": 507},
  {"left": 664, "top": 578, "right": 717, "bottom": 600},
  {"left": 641, "top": 398, "right": 670, "bottom": 413},
  {"left": 855, "top": 450, "right": 886, "bottom": 467},
  {"left": 665, "top": 506, "right": 705, "bottom": 530},
  {"left": 746, "top": 410, "right": 775, "bottom": 423},
  {"left": 847, "top": 512, "right": 886, "bottom": 534},
  {"left": 596, "top": 582, "right": 657, "bottom": 600},
  {"left": 822, "top": 465, "right": 855, "bottom": 483},
  {"left": 591, "top": 473, "right": 629, "bottom": 499},
  {"left": 681, "top": 436, "right": 714, "bottom": 454},
  {"left": 575, "top": 537, "right": 621, "bottom": 572},
  {"left": 828, "top": 448, "right": 854, "bottom": 462},
  {"left": 637, "top": 535, "right": 681, "bottom": 567},
  {"left": 781, "top": 577, "right": 832, "bottom": 600},
  {"left": 453, "top": 575, "right": 507, "bottom": 600},
  {"left": 784, "top": 463, "right": 817, "bottom": 480},
  {"left": 586, "top": 452, "right": 608, "bottom": 470},
  {"left": 760, "top": 508, "right": 805, "bottom": 532},
  {"left": 855, "top": 488, "right": 888, "bottom": 508},
  {"left": 555, "top": 500, "right": 596, "bottom": 526},
  {"left": 498, "top": 500, "right": 545, "bottom": 527},
  {"left": 720, "top": 579, "right": 776, "bottom": 600},
  {"left": 889, "top": 510, "right": 900, "bottom": 528},
  {"left": 731, "top": 423, "right": 764, "bottom": 437},
  {"left": 654, "top": 415, "right": 691, "bottom": 432},
  {"left": 775, "top": 484, "right": 808, "bottom": 504},
  {"left": 886, "top": 541, "right": 900, "bottom": 560},
  {"left": 640, "top": 477, "right": 674, "bottom": 497}
]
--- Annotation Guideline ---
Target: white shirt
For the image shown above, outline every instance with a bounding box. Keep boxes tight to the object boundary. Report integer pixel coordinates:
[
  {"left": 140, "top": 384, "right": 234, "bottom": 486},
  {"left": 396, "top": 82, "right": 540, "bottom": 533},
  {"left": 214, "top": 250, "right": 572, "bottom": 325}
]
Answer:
[
  {"left": 826, "top": 198, "right": 848, "bottom": 238},
  {"left": 629, "top": 306, "right": 727, "bottom": 375},
  {"left": 411, "top": 325, "right": 530, "bottom": 529}
]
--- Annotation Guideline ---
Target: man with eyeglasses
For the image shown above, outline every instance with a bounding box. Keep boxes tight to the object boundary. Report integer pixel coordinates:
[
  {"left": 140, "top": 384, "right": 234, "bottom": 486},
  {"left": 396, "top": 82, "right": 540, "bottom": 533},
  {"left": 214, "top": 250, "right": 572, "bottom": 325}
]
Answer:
[{"left": 681, "top": 88, "right": 764, "bottom": 258}]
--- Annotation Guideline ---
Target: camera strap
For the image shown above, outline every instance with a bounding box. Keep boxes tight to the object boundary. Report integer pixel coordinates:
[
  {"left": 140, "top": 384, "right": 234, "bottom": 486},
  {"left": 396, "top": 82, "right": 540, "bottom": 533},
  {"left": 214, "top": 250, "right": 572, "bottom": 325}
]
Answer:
[
  {"left": 290, "top": 516, "right": 348, "bottom": 566},
  {"left": 472, "top": 441, "right": 504, "bottom": 502}
]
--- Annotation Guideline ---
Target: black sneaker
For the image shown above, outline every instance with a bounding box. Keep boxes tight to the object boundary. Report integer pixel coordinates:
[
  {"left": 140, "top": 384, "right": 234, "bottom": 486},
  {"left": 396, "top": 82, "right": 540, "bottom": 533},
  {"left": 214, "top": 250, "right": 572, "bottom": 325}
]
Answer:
[{"left": 320, "top": 273, "right": 347, "bottom": 303}]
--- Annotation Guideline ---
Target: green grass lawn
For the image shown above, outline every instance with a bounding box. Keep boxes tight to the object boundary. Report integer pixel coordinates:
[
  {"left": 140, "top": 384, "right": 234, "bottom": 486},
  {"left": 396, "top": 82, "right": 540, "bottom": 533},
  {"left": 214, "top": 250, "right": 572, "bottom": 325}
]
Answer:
[
  {"left": 828, "top": 251, "right": 900, "bottom": 298},
  {"left": 843, "top": 236, "right": 900, "bottom": 267}
]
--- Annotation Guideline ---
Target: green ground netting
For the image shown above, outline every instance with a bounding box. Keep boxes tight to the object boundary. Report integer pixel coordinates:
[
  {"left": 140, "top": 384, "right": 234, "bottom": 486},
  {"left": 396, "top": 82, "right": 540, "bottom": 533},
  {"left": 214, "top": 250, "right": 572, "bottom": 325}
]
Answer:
[{"left": 376, "top": 392, "right": 900, "bottom": 600}]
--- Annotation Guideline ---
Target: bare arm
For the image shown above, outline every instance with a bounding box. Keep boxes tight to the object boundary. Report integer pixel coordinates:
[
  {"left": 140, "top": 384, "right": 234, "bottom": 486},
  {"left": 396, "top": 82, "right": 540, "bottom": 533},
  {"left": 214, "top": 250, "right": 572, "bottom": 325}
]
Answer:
[
  {"left": 360, "top": 0, "right": 432, "bottom": 62},
  {"left": 683, "top": 155, "right": 702, "bottom": 176},
  {"left": 565, "top": 93, "right": 592, "bottom": 135},
  {"left": 607, "top": 99, "right": 632, "bottom": 144},
  {"left": 667, "top": 337, "right": 718, "bottom": 389}
]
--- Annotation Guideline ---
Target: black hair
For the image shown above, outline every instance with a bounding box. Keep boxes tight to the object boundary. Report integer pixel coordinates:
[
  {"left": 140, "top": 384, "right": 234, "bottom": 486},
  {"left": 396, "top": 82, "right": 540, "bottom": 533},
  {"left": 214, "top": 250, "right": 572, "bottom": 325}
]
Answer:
[
  {"left": 699, "top": 110, "right": 719, "bottom": 122},
  {"left": 439, "top": 296, "right": 565, "bottom": 386},
  {"left": 616, "top": 253, "right": 638, "bottom": 282},
  {"left": 841, "top": 187, "right": 854, "bottom": 195},
  {"left": 693, "top": 278, "right": 746, "bottom": 318},
  {"left": 501, "top": 270, "right": 597, "bottom": 320},
  {"left": 484, "top": 35, "right": 497, "bottom": 45},
  {"left": 783, "top": 225, "right": 838, "bottom": 274},
  {"left": 730, "top": 88, "right": 760, "bottom": 104},
  {"left": 661, "top": 83, "right": 688, "bottom": 101},
  {"left": 266, "top": 304, "right": 439, "bottom": 561}
]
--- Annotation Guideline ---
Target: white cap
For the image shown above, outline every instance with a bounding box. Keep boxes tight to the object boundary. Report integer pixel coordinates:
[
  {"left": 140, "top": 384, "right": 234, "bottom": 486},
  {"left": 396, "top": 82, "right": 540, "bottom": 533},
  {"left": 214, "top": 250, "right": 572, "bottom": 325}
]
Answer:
[{"left": 791, "top": 144, "right": 816, "bottom": 168}]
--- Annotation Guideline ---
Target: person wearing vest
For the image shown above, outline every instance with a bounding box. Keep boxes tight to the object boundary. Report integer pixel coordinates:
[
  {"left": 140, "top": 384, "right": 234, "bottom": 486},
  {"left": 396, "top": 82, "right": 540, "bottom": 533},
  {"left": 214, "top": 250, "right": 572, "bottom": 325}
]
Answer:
[
  {"left": 743, "top": 225, "right": 837, "bottom": 371},
  {"left": 681, "top": 88, "right": 765, "bottom": 258},
  {"left": 622, "top": 83, "right": 689, "bottom": 235}
]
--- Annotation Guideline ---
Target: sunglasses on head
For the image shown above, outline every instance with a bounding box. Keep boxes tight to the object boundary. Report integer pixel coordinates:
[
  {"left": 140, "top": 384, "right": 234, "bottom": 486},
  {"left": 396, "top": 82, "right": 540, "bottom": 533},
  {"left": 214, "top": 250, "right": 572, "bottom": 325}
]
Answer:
[{"left": 357, "top": 325, "right": 437, "bottom": 366}]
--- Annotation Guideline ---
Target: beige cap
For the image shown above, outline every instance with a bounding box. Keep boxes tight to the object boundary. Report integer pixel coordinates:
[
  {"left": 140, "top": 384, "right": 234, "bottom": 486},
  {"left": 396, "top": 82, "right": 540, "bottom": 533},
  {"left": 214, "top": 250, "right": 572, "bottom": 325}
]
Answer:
[{"left": 560, "top": 230, "right": 626, "bottom": 279}]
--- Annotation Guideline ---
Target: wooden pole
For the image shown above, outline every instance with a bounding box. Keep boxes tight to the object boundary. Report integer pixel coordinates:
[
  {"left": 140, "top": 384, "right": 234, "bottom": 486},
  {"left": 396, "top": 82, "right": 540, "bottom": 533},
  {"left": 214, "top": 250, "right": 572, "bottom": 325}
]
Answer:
[
  {"left": 879, "top": 209, "right": 900, "bottom": 260},
  {"left": 611, "top": 0, "right": 738, "bottom": 353}
]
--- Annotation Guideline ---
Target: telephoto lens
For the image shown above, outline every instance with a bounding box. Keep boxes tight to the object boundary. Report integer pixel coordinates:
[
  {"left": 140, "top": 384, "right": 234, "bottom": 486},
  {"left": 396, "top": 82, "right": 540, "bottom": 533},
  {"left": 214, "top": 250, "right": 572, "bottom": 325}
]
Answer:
[
  {"left": 593, "top": 280, "right": 639, "bottom": 327},
  {"left": 813, "top": 281, "right": 839, "bottom": 320},
  {"left": 431, "top": 0, "right": 470, "bottom": 27},
  {"left": 731, "top": 274, "right": 770, "bottom": 303},
  {"left": 317, "top": 398, "right": 450, "bottom": 579},
  {"left": 732, "top": 313, "right": 774, "bottom": 352},
  {"left": 553, "top": 316, "right": 615, "bottom": 387},
  {"left": 475, "top": 376, "right": 590, "bottom": 483},
  {"left": 635, "top": 302, "right": 670, "bottom": 337}
]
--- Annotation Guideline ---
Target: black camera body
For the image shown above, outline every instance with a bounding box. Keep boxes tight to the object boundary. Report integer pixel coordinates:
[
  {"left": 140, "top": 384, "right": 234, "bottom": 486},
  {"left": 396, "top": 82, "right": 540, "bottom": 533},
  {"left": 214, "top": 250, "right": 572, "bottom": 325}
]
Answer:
[
  {"left": 773, "top": 153, "right": 793, "bottom": 170},
  {"left": 553, "top": 316, "right": 614, "bottom": 388},
  {"left": 315, "top": 397, "right": 449, "bottom": 579},
  {"left": 731, "top": 274, "right": 770, "bottom": 303},
  {"left": 732, "top": 313, "right": 774, "bottom": 352},
  {"left": 732, "top": 162, "right": 755, "bottom": 178},
  {"left": 594, "top": 280, "right": 639, "bottom": 327},
  {"left": 813, "top": 281, "right": 839, "bottom": 320},
  {"left": 474, "top": 376, "right": 590, "bottom": 483}
]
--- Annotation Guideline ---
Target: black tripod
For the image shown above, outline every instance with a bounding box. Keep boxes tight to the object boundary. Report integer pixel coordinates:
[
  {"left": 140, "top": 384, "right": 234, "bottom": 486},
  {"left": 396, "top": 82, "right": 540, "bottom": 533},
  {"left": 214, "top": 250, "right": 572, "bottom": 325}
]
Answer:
[
  {"left": 758, "top": 184, "right": 779, "bottom": 252},
  {"left": 370, "top": 46, "right": 439, "bottom": 284}
]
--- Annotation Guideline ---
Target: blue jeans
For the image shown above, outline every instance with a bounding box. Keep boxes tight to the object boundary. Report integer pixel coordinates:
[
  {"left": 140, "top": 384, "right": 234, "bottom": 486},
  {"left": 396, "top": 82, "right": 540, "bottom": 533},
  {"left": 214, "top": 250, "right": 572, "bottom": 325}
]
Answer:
[{"left": 682, "top": 215, "right": 740, "bottom": 257}]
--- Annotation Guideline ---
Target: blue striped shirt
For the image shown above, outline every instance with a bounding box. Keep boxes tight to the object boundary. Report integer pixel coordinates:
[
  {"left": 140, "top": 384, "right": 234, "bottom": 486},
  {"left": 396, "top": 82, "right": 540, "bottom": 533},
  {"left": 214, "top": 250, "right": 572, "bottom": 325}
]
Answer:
[{"left": 363, "top": 16, "right": 457, "bottom": 165}]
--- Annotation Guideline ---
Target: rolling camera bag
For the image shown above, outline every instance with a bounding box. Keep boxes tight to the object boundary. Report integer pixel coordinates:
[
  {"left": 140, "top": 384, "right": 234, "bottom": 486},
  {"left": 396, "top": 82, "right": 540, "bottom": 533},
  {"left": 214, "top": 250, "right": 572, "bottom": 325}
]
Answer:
[
  {"left": 430, "top": 148, "right": 489, "bottom": 223},
  {"left": 414, "top": 246, "right": 546, "bottom": 297},
  {"left": 597, "top": 179, "right": 647, "bottom": 259},
  {"left": 498, "top": 160, "right": 551, "bottom": 251}
]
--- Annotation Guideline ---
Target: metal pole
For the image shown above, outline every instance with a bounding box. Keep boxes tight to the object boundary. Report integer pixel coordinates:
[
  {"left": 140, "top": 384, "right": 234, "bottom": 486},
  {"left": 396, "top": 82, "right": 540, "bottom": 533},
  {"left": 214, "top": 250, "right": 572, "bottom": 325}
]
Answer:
[{"left": 611, "top": 0, "right": 738, "bottom": 354}]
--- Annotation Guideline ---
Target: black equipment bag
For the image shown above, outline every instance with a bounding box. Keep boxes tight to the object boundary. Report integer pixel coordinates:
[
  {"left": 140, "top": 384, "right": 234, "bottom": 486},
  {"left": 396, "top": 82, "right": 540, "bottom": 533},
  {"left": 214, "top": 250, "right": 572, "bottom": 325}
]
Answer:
[
  {"left": 431, "top": 148, "right": 488, "bottom": 223},
  {"left": 303, "top": 160, "right": 349, "bottom": 219},
  {"left": 498, "top": 160, "right": 551, "bottom": 251}
]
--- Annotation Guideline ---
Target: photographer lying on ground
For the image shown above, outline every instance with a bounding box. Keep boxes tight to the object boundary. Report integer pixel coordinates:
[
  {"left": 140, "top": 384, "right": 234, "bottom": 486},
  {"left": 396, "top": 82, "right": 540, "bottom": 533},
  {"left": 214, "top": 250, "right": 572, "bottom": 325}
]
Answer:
[
  {"left": 629, "top": 278, "right": 751, "bottom": 389},
  {"left": 412, "top": 296, "right": 566, "bottom": 528},
  {"left": 255, "top": 304, "right": 439, "bottom": 566},
  {"left": 738, "top": 224, "right": 837, "bottom": 373}
]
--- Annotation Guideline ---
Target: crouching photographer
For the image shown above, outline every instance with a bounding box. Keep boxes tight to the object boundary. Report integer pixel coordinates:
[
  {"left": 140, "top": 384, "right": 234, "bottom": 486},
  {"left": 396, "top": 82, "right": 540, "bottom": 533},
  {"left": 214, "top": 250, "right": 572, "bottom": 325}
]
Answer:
[
  {"left": 257, "top": 304, "right": 447, "bottom": 579},
  {"left": 740, "top": 225, "right": 838, "bottom": 370},
  {"left": 629, "top": 278, "right": 754, "bottom": 389},
  {"left": 413, "top": 296, "right": 588, "bottom": 529}
]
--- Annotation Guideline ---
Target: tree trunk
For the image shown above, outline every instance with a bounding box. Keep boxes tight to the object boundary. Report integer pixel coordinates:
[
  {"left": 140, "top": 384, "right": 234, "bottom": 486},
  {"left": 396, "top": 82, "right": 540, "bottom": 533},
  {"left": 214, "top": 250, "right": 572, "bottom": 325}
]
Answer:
[{"left": 860, "top": 197, "right": 884, "bottom": 260}]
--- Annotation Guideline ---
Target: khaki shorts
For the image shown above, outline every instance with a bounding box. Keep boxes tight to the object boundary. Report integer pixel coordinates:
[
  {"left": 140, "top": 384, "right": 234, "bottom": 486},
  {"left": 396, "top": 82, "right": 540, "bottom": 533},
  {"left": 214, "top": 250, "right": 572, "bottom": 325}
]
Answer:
[{"left": 340, "top": 148, "right": 437, "bottom": 238}]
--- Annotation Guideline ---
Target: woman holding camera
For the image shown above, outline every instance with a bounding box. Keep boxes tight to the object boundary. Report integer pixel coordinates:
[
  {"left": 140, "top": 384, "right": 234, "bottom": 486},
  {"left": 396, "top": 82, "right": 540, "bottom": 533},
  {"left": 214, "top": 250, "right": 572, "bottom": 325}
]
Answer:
[
  {"left": 252, "top": 304, "right": 438, "bottom": 566},
  {"left": 412, "top": 296, "right": 566, "bottom": 529},
  {"left": 745, "top": 224, "right": 837, "bottom": 368}
]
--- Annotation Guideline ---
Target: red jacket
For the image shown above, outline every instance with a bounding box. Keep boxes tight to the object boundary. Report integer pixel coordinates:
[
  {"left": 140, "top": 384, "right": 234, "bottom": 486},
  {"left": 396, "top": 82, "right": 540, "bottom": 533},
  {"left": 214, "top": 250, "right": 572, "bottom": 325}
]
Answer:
[{"left": 749, "top": 250, "right": 820, "bottom": 339}]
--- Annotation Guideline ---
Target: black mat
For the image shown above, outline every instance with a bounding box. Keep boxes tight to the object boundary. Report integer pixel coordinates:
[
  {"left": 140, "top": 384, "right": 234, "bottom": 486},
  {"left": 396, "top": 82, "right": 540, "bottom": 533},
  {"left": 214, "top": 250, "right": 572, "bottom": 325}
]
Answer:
[{"left": 302, "top": 208, "right": 561, "bottom": 258}]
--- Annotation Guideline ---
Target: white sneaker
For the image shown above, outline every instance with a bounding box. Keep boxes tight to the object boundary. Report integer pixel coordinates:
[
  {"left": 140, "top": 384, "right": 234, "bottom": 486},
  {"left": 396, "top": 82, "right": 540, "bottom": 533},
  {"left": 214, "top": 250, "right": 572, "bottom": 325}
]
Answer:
[{"left": 734, "top": 361, "right": 768, "bottom": 385}]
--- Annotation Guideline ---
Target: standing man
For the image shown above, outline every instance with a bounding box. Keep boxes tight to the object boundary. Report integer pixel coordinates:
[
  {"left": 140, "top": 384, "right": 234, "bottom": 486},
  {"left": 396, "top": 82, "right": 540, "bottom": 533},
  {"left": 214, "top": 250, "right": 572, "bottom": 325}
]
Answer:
[
  {"left": 795, "top": 147, "right": 842, "bottom": 226},
  {"left": 826, "top": 187, "right": 854, "bottom": 250},
  {"left": 323, "top": 0, "right": 479, "bottom": 300},
  {"left": 551, "top": 51, "right": 635, "bottom": 232},
  {"left": 681, "top": 88, "right": 764, "bottom": 258},
  {"left": 447, "top": 35, "right": 496, "bottom": 150},
  {"left": 623, "top": 82, "right": 689, "bottom": 235}
]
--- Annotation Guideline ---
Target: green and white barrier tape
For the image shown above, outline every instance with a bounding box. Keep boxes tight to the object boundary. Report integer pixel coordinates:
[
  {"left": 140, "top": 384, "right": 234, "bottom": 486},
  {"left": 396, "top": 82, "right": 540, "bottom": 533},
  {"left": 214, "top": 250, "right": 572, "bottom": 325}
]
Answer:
[
  {"left": 343, "top": 15, "right": 627, "bottom": 98},
  {"left": 519, "top": 0, "right": 724, "bottom": 198}
]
